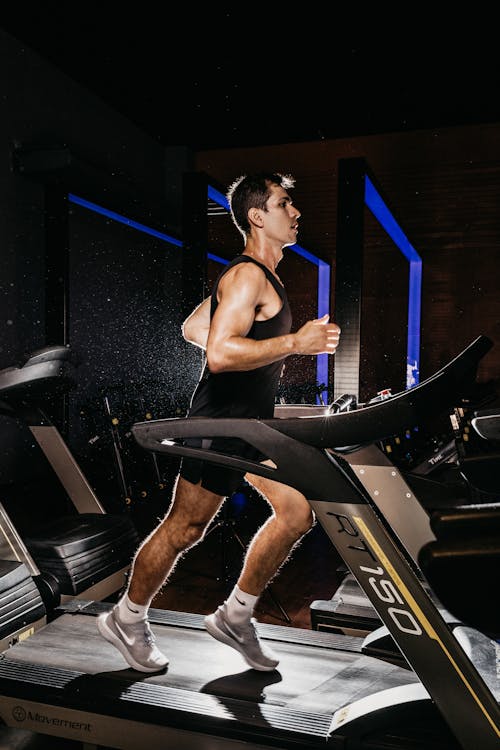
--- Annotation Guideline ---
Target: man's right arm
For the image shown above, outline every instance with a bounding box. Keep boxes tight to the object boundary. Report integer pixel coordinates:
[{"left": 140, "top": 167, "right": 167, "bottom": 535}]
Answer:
[{"left": 206, "top": 264, "right": 341, "bottom": 373}]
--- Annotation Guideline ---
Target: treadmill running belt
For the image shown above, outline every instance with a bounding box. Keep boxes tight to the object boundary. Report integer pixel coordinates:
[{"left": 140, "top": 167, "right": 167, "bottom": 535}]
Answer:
[{"left": 0, "top": 601, "right": 462, "bottom": 749}]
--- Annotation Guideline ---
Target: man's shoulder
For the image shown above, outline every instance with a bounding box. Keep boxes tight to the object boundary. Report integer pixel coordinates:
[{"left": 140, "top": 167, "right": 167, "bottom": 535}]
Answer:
[{"left": 222, "top": 257, "right": 267, "bottom": 282}]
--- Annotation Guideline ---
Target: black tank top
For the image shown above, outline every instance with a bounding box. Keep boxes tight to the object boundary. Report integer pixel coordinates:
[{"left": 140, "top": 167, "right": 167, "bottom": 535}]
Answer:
[{"left": 187, "top": 255, "right": 292, "bottom": 421}]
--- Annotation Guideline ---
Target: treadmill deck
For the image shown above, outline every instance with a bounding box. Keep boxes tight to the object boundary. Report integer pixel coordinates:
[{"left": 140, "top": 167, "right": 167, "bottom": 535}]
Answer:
[{"left": 0, "top": 600, "right": 464, "bottom": 750}]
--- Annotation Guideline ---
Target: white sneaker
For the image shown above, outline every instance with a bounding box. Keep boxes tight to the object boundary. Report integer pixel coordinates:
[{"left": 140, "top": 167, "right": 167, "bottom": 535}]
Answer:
[
  {"left": 97, "top": 607, "right": 168, "bottom": 673},
  {"left": 204, "top": 605, "right": 279, "bottom": 671}
]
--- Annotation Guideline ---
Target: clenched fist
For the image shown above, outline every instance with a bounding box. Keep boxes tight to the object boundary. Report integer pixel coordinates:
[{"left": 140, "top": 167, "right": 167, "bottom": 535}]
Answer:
[{"left": 294, "top": 314, "right": 341, "bottom": 355}]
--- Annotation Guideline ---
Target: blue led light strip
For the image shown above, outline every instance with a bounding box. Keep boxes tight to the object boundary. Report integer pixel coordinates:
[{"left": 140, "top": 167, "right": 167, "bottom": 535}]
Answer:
[
  {"left": 364, "top": 176, "right": 422, "bottom": 387},
  {"left": 207, "top": 252, "right": 229, "bottom": 265},
  {"left": 207, "top": 186, "right": 331, "bottom": 400},
  {"left": 68, "top": 193, "right": 183, "bottom": 246}
]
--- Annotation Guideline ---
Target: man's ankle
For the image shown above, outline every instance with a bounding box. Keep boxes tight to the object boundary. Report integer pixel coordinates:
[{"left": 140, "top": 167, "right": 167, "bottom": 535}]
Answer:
[
  {"left": 116, "top": 593, "right": 150, "bottom": 624},
  {"left": 224, "top": 585, "right": 258, "bottom": 625}
]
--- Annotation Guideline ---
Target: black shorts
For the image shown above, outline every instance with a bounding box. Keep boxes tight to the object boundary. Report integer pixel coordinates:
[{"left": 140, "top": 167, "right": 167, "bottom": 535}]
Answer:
[
  {"left": 178, "top": 437, "right": 263, "bottom": 496},
  {"left": 179, "top": 457, "right": 245, "bottom": 496}
]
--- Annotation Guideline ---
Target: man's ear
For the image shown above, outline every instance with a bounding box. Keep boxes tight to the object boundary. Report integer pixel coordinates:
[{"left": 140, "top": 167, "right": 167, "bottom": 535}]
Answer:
[{"left": 248, "top": 207, "right": 264, "bottom": 228}]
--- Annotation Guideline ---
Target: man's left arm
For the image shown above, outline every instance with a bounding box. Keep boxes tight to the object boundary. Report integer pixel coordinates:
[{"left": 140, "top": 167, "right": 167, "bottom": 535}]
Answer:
[{"left": 182, "top": 297, "right": 211, "bottom": 350}]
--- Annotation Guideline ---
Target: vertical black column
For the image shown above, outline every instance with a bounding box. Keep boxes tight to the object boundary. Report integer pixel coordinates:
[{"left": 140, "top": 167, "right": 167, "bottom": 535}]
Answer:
[
  {"left": 43, "top": 187, "right": 70, "bottom": 431},
  {"left": 181, "top": 172, "right": 208, "bottom": 316},
  {"left": 333, "top": 158, "right": 366, "bottom": 400},
  {"left": 44, "top": 187, "right": 69, "bottom": 346}
]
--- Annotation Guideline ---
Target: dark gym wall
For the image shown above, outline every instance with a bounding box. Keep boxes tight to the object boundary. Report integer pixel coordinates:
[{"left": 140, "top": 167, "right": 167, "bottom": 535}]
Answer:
[
  {"left": 65, "top": 201, "right": 195, "bottom": 514},
  {"left": 195, "top": 131, "right": 500, "bottom": 396},
  {"left": 0, "top": 29, "right": 199, "bottom": 511},
  {"left": 0, "top": 28, "right": 192, "bottom": 368}
]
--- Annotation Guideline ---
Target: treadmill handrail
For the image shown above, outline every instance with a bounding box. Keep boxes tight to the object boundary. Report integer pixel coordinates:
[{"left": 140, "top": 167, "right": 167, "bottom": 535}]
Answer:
[
  {"left": 132, "top": 335, "right": 493, "bottom": 465},
  {"left": 471, "top": 409, "right": 500, "bottom": 441},
  {"left": 0, "top": 345, "right": 76, "bottom": 402}
]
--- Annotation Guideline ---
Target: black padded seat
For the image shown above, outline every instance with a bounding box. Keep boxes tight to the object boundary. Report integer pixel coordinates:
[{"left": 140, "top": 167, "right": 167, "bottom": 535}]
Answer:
[{"left": 24, "top": 514, "right": 139, "bottom": 596}]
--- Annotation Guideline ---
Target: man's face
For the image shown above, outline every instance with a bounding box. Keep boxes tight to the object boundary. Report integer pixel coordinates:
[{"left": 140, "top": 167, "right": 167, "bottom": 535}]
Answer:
[{"left": 262, "top": 183, "right": 301, "bottom": 247}]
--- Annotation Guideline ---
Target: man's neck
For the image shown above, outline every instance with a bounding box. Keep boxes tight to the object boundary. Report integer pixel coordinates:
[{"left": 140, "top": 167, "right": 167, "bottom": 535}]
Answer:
[{"left": 243, "top": 240, "right": 283, "bottom": 273}]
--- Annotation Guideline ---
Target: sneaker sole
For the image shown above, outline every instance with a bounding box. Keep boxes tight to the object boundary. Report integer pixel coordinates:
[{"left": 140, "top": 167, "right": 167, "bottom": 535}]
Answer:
[
  {"left": 96, "top": 613, "right": 168, "bottom": 673},
  {"left": 204, "top": 613, "right": 278, "bottom": 672}
]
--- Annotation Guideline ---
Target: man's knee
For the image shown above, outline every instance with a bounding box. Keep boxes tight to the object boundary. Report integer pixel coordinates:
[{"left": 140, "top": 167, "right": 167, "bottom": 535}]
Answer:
[
  {"left": 168, "top": 477, "right": 223, "bottom": 551},
  {"left": 171, "top": 520, "right": 208, "bottom": 552},
  {"left": 275, "top": 495, "right": 315, "bottom": 538},
  {"left": 294, "top": 504, "right": 315, "bottom": 536}
]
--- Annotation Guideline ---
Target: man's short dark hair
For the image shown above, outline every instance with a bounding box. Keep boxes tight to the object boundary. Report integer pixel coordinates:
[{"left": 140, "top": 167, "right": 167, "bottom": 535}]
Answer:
[{"left": 227, "top": 172, "right": 295, "bottom": 240}]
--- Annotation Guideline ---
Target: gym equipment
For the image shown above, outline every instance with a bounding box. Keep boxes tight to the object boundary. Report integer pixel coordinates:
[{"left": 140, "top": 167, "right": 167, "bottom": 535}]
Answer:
[
  {"left": 0, "top": 336, "right": 496, "bottom": 749},
  {"left": 471, "top": 408, "right": 500, "bottom": 442},
  {"left": 0, "top": 345, "right": 139, "bottom": 629},
  {"left": 309, "top": 399, "right": 500, "bottom": 638},
  {"left": 418, "top": 406, "right": 500, "bottom": 638},
  {"left": 419, "top": 502, "right": 500, "bottom": 639},
  {"left": 0, "top": 560, "right": 45, "bottom": 652}
]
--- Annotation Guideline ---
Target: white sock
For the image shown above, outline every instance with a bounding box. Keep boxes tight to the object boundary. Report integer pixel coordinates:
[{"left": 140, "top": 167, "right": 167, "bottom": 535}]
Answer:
[
  {"left": 224, "top": 585, "right": 258, "bottom": 625},
  {"left": 116, "top": 593, "right": 150, "bottom": 624}
]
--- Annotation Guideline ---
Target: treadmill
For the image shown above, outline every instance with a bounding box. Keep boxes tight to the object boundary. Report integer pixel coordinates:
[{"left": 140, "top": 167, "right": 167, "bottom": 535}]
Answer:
[
  {"left": 310, "top": 402, "right": 500, "bottom": 638},
  {"left": 0, "top": 336, "right": 497, "bottom": 749},
  {"left": 0, "top": 345, "right": 139, "bottom": 633}
]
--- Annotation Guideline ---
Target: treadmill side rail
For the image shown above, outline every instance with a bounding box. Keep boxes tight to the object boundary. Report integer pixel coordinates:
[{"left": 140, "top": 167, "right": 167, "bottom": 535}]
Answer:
[{"left": 29, "top": 425, "right": 105, "bottom": 514}]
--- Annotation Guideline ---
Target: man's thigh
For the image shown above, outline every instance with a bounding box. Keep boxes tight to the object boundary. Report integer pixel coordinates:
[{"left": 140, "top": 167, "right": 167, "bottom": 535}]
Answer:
[
  {"left": 245, "top": 460, "right": 311, "bottom": 515},
  {"left": 170, "top": 474, "right": 224, "bottom": 526}
]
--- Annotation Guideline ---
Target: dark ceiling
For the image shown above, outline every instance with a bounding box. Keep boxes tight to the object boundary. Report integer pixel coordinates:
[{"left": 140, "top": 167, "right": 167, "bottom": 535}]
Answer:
[{"left": 3, "top": 11, "right": 500, "bottom": 151}]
